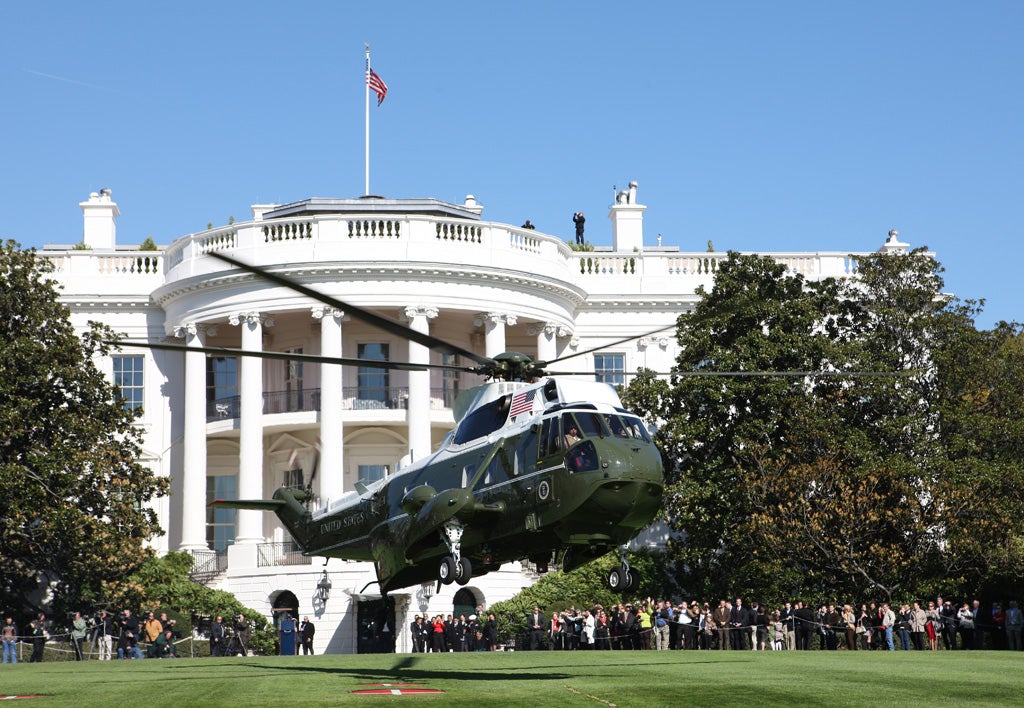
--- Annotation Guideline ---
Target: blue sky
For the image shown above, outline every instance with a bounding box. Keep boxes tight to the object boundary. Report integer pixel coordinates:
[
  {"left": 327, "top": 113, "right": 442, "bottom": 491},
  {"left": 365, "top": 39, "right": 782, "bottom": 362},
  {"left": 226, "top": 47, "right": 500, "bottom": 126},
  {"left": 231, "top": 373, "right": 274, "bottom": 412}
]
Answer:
[{"left": 2, "top": 1, "right": 1020, "bottom": 327}]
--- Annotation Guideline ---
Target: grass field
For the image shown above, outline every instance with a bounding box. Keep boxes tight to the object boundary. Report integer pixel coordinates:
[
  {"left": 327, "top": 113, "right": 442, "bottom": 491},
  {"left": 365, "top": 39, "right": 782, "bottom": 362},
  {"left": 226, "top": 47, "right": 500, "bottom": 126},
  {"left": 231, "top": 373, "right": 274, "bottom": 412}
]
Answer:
[{"left": 1, "top": 649, "right": 1022, "bottom": 706}]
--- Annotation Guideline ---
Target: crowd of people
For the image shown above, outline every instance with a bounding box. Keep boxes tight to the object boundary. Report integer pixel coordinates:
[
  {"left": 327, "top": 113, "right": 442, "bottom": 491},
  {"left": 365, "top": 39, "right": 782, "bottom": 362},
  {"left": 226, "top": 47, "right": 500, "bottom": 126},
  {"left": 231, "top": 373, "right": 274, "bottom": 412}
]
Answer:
[
  {"left": 0, "top": 608, "right": 203, "bottom": 663},
  {"left": 523, "top": 596, "right": 1024, "bottom": 652},
  {"left": 410, "top": 609, "right": 499, "bottom": 653}
]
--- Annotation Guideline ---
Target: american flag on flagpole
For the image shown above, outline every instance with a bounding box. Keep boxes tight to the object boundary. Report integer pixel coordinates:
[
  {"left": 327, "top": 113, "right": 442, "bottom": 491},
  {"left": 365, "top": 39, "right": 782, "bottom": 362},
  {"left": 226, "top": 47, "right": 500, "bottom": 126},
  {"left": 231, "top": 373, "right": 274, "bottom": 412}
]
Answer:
[
  {"left": 509, "top": 388, "right": 536, "bottom": 418},
  {"left": 367, "top": 69, "right": 388, "bottom": 105}
]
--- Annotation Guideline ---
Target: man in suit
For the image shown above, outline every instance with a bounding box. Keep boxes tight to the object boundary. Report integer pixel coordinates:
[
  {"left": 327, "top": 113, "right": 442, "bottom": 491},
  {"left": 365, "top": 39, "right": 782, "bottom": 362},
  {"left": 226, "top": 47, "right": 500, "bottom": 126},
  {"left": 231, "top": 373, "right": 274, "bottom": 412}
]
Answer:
[
  {"left": 410, "top": 615, "right": 426, "bottom": 653},
  {"left": 730, "top": 598, "right": 750, "bottom": 650},
  {"left": 209, "top": 615, "right": 226, "bottom": 657},
  {"left": 713, "top": 600, "right": 731, "bottom": 650},
  {"left": 794, "top": 601, "right": 817, "bottom": 650},
  {"left": 528, "top": 606, "right": 544, "bottom": 650},
  {"left": 299, "top": 616, "right": 315, "bottom": 655}
]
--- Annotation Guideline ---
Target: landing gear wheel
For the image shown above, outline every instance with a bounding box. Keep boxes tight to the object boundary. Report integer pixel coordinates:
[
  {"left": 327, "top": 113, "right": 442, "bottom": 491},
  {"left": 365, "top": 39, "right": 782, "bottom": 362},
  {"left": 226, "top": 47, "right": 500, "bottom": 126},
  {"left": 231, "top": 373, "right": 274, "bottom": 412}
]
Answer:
[
  {"left": 626, "top": 568, "right": 640, "bottom": 593},
  {"left": 607, "top": 566, "right": 625, "bottom": 592},
  {"left": 439, "top": 556, "right": 456, "bottom": 585},
  {"left": 455, "top": 557, "right": 473, "bottom": 585}
]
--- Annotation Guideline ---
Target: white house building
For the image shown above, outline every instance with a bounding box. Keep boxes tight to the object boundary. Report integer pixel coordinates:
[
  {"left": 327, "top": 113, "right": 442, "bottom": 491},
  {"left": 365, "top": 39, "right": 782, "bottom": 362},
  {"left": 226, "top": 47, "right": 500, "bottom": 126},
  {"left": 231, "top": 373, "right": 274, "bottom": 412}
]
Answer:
[{"left": 38, "top": 183, "right": 909, "bottom": 654}]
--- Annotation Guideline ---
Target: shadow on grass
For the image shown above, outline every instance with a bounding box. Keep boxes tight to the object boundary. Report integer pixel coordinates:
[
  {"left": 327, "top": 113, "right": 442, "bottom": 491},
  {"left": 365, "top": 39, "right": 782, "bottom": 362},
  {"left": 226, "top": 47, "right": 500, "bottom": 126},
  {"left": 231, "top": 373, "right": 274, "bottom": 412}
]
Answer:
[{"left": 160, "top": 655, "right": 569, "bottom": 683}]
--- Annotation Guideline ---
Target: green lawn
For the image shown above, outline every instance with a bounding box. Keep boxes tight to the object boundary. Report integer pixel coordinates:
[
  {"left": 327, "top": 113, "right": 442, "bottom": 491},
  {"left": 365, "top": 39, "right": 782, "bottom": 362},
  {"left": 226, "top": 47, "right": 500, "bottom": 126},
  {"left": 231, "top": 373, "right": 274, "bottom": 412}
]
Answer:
[{"left": 1, "top": 649, "right": 1022, "bottom": 706}]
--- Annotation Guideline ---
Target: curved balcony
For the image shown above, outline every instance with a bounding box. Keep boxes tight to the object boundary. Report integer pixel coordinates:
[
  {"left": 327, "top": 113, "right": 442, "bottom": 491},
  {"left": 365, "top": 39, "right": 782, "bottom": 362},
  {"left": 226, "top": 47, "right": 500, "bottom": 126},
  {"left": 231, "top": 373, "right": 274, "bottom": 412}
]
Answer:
[{"left": 158, "top": 210, "right": 863, "bottom": 308}]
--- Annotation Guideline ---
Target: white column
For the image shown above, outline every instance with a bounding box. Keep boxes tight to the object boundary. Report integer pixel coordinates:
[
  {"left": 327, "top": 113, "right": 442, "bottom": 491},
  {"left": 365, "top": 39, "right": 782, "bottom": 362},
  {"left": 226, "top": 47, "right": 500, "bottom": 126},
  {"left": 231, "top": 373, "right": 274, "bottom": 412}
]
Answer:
[
  {"left": 230, "top": 311, "right": 271, "bottom": 546},
  {"left": 313, "top": 306, "right": 344, "bottom": 503},
  {"left": 475, "top": 312, "right": 517, "bottom": 358},
  {"left": 530, "top": 322, "right": 559, "bottom": 363},
  {"left": 175, "top": 322, "right": 209, "bottom": 551},
  {"left": 404, "top": 306, "right": 438, "bottom": 462}
]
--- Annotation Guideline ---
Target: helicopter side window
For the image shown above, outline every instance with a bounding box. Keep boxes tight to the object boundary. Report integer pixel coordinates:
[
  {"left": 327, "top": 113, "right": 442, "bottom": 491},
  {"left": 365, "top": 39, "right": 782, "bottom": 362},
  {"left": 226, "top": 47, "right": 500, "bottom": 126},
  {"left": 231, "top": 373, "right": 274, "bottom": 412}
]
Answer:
[
  {"left": 566, "top": 440, "right": 599, "bottom": 473},
  {"left": 453, "top": 394, "right": 512, "bottom": 445},
  {"left": 515, "top": 428, "right": 538, "bottom": 476},
  {"left": 540, "top": 416, "right": 562, "bottom": 458}
]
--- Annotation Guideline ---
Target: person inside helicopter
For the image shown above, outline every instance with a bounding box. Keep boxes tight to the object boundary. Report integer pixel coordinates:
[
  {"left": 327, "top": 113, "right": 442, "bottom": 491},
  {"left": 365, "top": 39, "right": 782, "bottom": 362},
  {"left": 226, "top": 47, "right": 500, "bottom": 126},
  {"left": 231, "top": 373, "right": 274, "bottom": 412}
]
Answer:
[{"left": 564, "top": 423, "right": 581, "bottom": 448}]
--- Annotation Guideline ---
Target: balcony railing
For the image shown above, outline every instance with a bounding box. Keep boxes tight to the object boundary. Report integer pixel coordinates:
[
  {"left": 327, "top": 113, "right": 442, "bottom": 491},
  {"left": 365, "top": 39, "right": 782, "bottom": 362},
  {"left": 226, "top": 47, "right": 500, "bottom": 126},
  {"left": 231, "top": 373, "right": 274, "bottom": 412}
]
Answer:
[
  {"left": 258, "top": 542, "right": 312, "bottom": 567},
  {"left": 207, "top": 387, "right": 456, "bottom": 422},
  {"left": 188, "top": 548, "right": 228, "bottom": 584}
]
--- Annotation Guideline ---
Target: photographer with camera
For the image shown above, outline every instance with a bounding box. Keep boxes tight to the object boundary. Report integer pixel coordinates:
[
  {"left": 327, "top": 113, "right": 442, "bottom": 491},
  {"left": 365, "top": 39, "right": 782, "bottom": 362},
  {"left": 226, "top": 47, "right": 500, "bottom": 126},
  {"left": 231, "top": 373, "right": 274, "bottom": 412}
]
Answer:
[
  {"left": 572, "top": 212, "right": 585, "bottom": 245},
  {"left": 94, "top": 610, "right": 114, "bottom": 660},
  {"left": 231, "top": 613, "right": 250, "bottom": 656},
  {"left": 28, "top": 612, "right": 46, "bottom": 663},
  {"left": 70, "top": 612, "right": 88, "bottom": 660},
  {"left": 117, "top": 609, "right": 143, "bottom": 659}
]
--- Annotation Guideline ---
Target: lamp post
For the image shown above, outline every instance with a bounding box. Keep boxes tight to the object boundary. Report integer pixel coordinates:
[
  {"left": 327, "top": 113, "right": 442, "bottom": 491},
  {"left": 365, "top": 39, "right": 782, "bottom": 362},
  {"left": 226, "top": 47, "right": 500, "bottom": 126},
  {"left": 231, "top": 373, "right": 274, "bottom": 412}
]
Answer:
[{"left": 316, "top": 569, "right": 332, "bottom": 604}]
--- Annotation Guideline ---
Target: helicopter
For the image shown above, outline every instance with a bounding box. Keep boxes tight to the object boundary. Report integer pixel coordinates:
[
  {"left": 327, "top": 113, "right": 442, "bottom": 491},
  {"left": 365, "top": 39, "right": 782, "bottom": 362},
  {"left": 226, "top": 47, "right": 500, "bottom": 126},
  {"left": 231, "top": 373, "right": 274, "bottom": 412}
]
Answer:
[{"left": 115, "top": 251, "right": 666, "bottom": 595}]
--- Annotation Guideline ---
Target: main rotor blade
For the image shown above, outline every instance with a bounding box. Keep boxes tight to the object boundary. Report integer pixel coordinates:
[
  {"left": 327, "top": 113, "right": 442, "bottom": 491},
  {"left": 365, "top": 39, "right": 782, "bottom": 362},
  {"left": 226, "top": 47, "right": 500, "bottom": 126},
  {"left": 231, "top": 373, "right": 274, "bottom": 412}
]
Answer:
[
  {"left": 106, "top": 340, "right": 478, "bottom": 374},
  {"left": 544, "top": 325, "right": 677, "bottom": 366},
  {"left": 545, "top": 369, "right": 913, "bottom": 378},
  {"left": 208, "top": 251, "right": 493, "bottom": 367}
]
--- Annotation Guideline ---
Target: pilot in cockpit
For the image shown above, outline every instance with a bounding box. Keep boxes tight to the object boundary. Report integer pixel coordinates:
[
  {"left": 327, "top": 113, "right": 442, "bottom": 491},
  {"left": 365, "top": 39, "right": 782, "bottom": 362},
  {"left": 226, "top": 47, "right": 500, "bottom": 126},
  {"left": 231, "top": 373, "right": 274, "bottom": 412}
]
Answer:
[{"left": 564, "top": 423, "right": 581, "bottom": 448}]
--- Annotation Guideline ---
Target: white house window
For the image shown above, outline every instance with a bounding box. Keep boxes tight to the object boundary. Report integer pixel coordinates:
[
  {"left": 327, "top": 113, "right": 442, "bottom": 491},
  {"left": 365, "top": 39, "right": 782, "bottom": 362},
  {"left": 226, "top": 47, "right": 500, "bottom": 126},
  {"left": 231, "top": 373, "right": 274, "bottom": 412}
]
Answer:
[
  {"left": 206, "top": 475, "right": 237, "bottom": 553},
  {"left": 358, "top": 343, "right": 389, "bottom": 403},
  {"left": 112, "top": 355, "right": 144, "bottom": 411},
  {"left": 357, "top": 464, "right": 389, "bottom": 486},
  {"left": 442, "top": 353, "right": 460, "bottom": 407},
  {"left": 284, "top": 347, "right": 303, "bottom": 411},
  {"left": 594, "top": 353, "right": 625, "bottom": 386}
]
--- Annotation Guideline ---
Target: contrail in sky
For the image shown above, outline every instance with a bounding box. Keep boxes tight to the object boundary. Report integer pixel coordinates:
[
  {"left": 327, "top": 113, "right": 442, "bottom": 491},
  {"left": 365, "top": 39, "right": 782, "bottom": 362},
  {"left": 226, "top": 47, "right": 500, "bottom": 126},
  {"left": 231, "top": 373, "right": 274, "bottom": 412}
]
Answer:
[{"left": 22, "top": 68, "right": 111, "bottom": 90}]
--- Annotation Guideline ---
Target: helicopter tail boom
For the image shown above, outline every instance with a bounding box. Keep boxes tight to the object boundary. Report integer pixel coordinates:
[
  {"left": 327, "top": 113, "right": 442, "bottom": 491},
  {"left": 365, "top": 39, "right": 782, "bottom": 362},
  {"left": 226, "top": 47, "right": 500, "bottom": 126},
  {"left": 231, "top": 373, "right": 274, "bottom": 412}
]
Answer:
[{"left": 210, "top": 499, "right": 287, "bottom": 511}]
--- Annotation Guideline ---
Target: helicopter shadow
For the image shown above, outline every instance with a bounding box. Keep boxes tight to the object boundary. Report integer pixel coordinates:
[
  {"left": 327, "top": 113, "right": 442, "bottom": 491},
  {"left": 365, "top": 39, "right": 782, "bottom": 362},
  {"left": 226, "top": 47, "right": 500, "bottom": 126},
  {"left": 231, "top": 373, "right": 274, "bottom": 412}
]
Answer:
[{"left": 220, "top": 656, "right": 570, "bottom": 683}]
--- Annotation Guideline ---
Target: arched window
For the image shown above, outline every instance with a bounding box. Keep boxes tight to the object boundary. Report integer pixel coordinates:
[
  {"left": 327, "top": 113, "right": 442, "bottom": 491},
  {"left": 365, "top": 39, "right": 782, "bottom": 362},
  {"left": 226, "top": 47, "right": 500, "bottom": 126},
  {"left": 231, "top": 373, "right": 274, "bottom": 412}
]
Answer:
[{"left": 453, "top": 588, "right": 478, "bottom": 620}]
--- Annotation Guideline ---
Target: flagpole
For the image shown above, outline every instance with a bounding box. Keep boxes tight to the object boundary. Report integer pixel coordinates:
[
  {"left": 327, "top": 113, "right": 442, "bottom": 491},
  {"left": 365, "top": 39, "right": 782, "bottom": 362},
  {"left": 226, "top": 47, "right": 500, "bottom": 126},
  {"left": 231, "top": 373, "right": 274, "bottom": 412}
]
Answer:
[{"left": 365, "top": 43, "right": 371, "bottom": 196}]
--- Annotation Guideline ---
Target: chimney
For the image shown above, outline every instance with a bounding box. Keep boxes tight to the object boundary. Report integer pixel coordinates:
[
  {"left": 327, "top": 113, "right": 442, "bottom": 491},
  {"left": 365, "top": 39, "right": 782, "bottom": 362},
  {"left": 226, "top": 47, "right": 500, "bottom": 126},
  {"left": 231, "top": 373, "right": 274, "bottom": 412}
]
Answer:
[
  {"left": 608, "top": 180, "right": 645, "bottom": 251},
  {"left": 79, "top": 188, "right": 120, "bottom": 249},
  {"left": 462, "top": 194, "right": 484, "bottom": 216},
  {"left": 879, "top": 228, "right": 909, "bottom": 254},
  {"left": 251, "top": 204, "right": 279, "bottom": 222}
]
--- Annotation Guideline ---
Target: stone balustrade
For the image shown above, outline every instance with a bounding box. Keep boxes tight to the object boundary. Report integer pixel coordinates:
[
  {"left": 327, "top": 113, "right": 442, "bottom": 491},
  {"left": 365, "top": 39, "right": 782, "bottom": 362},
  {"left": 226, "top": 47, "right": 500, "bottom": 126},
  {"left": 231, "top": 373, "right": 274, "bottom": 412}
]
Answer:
[{"left": 40, "top": 213, "right": 866, "bottom": 299}]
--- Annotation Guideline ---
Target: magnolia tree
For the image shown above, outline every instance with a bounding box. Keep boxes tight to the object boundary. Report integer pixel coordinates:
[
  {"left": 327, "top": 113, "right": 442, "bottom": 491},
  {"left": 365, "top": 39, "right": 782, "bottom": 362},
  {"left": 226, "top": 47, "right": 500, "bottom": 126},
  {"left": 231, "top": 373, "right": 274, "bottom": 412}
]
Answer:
[
  {"left": 622, "top": 249, "right": 1024, "bottom": 604},
  {"left": 0, "top": 241, "right": 168, "bottom": 616}
]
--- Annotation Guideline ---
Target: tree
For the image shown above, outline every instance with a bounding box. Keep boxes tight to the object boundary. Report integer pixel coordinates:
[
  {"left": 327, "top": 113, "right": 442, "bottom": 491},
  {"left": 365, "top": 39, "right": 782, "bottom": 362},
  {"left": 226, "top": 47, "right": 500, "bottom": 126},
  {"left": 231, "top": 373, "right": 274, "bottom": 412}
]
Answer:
[
  {"left": 622, "top": 252, "right": 855, "bottom": 601},
  {"left": 622, "top": 249, "right": 1024, "bottom": 603},
  {"left": 0, "top": 240, "right": 169, "bottom": 617}
]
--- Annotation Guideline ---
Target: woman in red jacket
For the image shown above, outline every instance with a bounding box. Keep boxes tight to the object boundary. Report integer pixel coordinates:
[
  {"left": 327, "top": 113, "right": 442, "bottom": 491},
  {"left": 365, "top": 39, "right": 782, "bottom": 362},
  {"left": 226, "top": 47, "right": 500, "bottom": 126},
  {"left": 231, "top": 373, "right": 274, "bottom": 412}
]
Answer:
[{"left": 431, "top": 616, "right": 446, "bottom": 653}]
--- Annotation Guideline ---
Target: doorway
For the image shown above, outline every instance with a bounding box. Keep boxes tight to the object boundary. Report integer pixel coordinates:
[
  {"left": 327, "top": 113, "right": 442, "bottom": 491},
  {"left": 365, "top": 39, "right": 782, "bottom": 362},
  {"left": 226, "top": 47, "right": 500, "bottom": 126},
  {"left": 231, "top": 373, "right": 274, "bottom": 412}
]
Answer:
[{"left": 357, "top": 597, "right": 396, "bottom": 654}]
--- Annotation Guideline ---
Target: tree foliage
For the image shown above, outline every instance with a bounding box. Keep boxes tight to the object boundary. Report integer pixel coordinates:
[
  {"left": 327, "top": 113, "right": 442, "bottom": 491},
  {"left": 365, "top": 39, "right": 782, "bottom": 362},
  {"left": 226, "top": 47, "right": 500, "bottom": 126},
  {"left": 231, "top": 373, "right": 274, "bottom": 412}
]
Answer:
[
  {"left": 622, "top": 249, "right": 1024, "bottom": 604},
  {"left": 0, "top": 240, "right": 169, "bottom": 616}
]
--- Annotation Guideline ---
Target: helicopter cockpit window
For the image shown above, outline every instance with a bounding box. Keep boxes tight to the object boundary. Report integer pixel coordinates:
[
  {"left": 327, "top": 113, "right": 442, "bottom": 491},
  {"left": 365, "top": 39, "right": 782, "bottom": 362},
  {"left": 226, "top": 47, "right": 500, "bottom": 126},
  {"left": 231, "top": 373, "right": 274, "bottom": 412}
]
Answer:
[
  {"left": 603, "top": 414, "right": 652, "bottom": 442},
  {"left": 453, "top": 394, "right": 512, "bottom": 445},
  {"left": 574, "top": 412, "right": 608, "bottom": 439},
  {"left": 561, "top": 413, "right": 581, "bottom": 448},
  {"left": 624, "top": 415, "right": 652, "bottom": 442}
]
